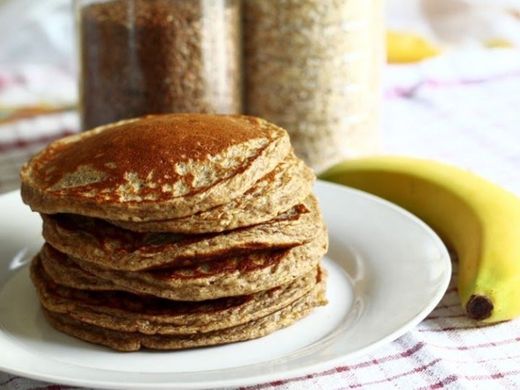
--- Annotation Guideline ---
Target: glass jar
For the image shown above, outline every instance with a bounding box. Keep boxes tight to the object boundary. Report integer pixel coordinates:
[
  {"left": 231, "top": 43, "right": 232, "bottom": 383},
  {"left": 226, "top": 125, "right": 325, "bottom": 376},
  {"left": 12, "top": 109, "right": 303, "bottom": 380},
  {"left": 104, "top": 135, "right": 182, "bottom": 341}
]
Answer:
[
  {"left": 243, "top": 0, "right": 384, "bottom": 172},
  {"left": 76, "top": 0, "right": 242, "bottom": 130}
]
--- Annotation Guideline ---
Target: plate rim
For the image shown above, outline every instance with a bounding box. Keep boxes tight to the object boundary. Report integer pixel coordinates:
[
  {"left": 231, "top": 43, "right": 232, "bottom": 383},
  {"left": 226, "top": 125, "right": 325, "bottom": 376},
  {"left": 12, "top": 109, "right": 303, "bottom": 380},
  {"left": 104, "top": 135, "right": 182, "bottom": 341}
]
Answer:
[{"left": 0, "top": 180, "right": 452, "bottom": 389}]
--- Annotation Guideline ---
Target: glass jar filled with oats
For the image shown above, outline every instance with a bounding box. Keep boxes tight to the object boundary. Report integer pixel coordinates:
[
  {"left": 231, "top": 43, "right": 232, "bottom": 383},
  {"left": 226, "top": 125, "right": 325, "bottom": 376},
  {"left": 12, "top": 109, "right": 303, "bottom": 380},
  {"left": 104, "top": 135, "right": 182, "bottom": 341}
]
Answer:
[
  {"left": 243, "top": 0, "right": 384, "bottom": 171},
  {"left": 76, "top": 0, "right": 242, "bottom": 130}
]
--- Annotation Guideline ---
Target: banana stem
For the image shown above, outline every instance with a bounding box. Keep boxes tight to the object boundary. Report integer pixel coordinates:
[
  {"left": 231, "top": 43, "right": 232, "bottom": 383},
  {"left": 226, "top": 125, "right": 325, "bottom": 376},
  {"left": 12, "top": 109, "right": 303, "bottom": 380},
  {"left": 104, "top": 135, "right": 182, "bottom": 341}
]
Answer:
[{"left": 466, "top": 295, "right": 493, "bottom": 320}]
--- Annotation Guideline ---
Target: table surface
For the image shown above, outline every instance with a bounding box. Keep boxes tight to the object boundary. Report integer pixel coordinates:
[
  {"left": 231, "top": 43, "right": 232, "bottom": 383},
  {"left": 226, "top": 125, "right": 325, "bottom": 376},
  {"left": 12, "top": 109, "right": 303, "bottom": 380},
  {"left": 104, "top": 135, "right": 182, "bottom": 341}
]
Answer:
[{"left": 1, "top": 51, "right": 520, "bottom": 389}]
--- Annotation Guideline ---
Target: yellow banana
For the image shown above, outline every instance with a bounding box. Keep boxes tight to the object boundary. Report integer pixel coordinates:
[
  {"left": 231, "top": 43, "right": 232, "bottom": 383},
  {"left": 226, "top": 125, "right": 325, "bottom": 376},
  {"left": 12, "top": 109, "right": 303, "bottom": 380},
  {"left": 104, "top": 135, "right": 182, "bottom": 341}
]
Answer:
[
  {"left": 386, "top": 30, "right": 441, "bottom": 63},
  {"left": 319, "top": 156, "right": 520, "bottom": 323}
]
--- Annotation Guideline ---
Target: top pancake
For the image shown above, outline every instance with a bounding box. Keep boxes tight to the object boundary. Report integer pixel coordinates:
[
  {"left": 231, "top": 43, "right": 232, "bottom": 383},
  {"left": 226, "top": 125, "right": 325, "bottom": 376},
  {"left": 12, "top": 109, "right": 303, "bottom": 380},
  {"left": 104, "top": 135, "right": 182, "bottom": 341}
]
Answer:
[
  {"left": 20, "top": 114, "right": 291, "bottom": 221},
  {"left": 110, "top": 152, "right": 314, "bottom": 233}
]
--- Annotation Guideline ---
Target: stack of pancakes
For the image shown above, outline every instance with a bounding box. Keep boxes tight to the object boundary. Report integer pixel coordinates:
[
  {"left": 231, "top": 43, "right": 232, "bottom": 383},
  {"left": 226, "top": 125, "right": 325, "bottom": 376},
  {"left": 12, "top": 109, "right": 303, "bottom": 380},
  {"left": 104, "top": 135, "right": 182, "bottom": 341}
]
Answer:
[{"left": 20, "top": 114, "right": 328, "bottom": 351}]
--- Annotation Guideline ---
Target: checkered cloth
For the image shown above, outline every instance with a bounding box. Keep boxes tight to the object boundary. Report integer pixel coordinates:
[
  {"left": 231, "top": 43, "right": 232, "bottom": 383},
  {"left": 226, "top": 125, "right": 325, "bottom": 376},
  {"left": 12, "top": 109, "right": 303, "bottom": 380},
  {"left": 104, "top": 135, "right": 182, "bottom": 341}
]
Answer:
[{"left": 1, "top": 51, "right": 520, "bottom": 389}]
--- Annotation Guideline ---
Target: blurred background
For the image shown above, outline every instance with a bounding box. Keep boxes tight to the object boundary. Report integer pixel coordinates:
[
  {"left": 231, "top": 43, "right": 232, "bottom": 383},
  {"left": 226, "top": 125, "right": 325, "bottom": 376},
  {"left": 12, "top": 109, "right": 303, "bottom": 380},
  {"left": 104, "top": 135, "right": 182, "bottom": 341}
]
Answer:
[{"left": 0, "top": 0, "right": 519, "bottom": 192}]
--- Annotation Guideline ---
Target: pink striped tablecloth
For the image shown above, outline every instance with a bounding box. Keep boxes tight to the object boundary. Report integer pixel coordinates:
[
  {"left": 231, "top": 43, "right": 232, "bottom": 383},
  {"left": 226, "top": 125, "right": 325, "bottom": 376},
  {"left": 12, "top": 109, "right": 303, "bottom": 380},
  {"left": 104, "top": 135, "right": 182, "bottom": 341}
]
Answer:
[{"left": 1, "top": 51, "right": 520, "bottom": 389}]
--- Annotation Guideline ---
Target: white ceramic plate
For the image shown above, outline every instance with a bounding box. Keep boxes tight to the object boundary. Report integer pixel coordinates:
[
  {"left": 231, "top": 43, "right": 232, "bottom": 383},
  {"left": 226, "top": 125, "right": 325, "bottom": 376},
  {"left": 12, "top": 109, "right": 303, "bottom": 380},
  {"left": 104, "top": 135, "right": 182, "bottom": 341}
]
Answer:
[{"left": 0, "top": 181, "right": 451, "bottom": 389}]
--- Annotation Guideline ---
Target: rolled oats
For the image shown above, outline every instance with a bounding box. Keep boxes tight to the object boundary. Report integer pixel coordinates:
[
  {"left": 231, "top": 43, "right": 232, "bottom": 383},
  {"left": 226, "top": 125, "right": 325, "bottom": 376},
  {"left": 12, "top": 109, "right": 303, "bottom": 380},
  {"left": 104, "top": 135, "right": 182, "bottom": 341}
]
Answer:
[{"left": 243, "top": 0, "right": 384, "bottom": 171}]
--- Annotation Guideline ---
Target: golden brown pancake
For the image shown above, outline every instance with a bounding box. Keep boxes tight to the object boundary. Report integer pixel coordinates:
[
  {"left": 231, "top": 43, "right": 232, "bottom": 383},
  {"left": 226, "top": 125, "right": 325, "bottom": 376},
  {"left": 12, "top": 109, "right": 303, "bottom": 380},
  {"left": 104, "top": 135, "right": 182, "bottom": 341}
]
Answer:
[
  {"left": 42, "top": 274, "right": 327, "bottom": 351},
  {"left": 21, "top": 114, "right": 290, "bottom": 221},
  {"left": 39, "top": 227, "right": 327, "bottom": 301},
  {"left": 110, "top": 152, "right": 315, "bottom": 233},
  {"left": 42, "top": 195, "right": 321, "bottom": 271},
  {"left": 32, "top": 255, "right": 322, "bottom": 335}
]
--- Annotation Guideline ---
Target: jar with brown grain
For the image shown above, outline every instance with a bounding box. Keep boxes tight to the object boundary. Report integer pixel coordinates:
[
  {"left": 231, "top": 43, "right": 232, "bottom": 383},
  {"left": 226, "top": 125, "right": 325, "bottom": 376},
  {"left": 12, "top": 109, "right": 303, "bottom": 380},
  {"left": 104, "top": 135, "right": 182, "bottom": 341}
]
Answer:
[
  {"left": 76, "top": 0, "right": 242, "bottom": 130},
  {"left": 243, "top": 0, "right": 384, "bottom": 172}
]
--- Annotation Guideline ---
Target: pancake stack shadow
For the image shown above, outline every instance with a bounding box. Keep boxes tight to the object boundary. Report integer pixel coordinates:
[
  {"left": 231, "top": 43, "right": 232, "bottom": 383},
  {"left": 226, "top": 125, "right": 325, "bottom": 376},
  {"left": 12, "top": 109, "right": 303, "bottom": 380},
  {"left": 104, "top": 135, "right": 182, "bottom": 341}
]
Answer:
[{"left": 20, "top": 114, "right": 328, "bottom": 351}]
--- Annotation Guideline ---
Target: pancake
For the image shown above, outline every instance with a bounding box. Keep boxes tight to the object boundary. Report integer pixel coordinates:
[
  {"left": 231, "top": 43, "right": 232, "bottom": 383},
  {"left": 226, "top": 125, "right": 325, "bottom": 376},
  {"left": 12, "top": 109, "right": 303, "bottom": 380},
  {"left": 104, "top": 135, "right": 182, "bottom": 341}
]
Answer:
[
  {"left": 32, "top": 255, "right": 321, "bottom": 335},
  {"left": 42, "top": 195, "right": 321, "bottom": 271},
  {"left": 40, "top": 228, "right": 328, "bottom": 301},
  {"left": 42, "top": 275, "right": 327, "bottom": 351},
  {"left": 40, "top": 246, "right": 122, "bottom": 293},
  {"left": 110, "top": 152, "right": 315, "bottom": 233},
  {"left": 21, "top": 114, "right": 291, "bottom": 221}
]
